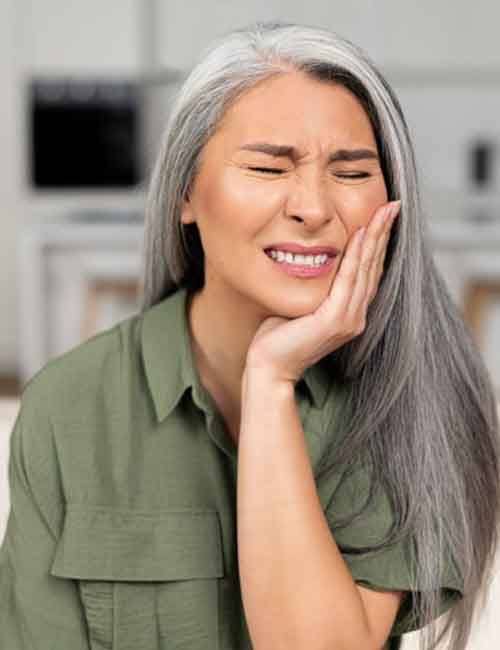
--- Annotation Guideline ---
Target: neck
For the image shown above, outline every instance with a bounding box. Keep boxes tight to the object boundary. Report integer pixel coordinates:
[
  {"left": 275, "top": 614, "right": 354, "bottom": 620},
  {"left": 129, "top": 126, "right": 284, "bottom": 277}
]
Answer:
[{"left": 186, "top": 284, "right": 267, "bottom": 419}]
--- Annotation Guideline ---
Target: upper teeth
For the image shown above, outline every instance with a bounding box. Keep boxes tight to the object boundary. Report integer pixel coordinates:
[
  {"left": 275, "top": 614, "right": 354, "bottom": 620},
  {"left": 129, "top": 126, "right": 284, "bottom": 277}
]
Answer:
[{"left": 267, "top": 249, "right": 329, "bottom": 266}]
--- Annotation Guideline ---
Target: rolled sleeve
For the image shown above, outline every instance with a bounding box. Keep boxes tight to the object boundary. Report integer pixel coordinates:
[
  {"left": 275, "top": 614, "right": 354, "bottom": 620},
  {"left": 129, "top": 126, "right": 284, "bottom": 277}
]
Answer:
[
  {"left": 324, "top": 462, "right": 464, "bottom": 638},
  {"left": 0, "top": 394, "right": 90, "bottom": 649}
]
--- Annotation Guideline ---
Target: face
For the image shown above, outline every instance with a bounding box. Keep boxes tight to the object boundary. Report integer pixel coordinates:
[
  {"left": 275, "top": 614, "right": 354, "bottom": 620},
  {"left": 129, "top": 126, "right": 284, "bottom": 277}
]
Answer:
[{"left": 181, "top": 71, "right": 388, "bottom": 320}]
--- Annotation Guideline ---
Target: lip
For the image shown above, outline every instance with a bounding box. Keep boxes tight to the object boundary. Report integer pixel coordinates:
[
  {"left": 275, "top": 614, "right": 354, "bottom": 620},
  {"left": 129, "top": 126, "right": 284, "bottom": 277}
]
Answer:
[
  {"left": 264, "top": 250, "right": 337, "bottom": 278},
  {"left": 263, "top": 242, "right": 340, "bottom": 256}
]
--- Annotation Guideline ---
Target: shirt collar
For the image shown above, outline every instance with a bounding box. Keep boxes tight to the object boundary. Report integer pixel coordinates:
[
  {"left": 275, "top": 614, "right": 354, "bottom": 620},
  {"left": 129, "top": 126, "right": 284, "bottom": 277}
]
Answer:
[{"left": 141, "top": 286, "right": 332, "bottom": 423}]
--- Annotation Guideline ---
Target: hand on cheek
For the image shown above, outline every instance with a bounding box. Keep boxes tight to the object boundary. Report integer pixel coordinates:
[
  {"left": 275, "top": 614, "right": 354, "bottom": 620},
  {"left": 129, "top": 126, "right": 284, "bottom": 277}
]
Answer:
[
  {"left": 245, "top": 200, "right": 401, "bottom": 384},
  {"left": 347, "top": 199, "right": 401, "bottom": 318}
]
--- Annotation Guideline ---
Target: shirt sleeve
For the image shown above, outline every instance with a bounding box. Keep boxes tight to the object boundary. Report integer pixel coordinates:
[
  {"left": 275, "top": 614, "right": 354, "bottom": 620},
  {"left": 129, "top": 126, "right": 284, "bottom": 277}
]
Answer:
[
  {"left": 323, "top": 460, "right": 464, "bottom": 638},
  {"left": 0, "top": 390, "right": 90, "bottom": 649}
]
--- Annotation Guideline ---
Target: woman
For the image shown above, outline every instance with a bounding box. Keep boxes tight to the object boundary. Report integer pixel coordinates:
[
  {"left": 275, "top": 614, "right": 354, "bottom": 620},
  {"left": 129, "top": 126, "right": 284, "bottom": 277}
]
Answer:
[{"left": 1, "top": 20, "right": 499, "bottom": 650}]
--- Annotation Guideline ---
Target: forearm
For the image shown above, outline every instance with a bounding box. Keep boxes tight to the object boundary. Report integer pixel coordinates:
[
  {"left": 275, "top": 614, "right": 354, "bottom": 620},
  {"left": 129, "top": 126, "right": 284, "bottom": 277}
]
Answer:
[{"left": 237, "top": 369, "right": 373, "bottom": 650}]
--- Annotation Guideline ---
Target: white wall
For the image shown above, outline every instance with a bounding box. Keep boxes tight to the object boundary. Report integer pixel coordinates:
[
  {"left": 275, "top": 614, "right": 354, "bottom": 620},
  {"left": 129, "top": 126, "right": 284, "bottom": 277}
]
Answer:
[
  {"left": 0, "top": 0, "right": 24, "bottom": 374},
  {"left": 154, "top": 1, "right": 387, "bottom": 70},
  {"left": 24, "top": 0, "right": 142, "bottom": 75},
  {"left": 154, "top": 0, "right": 500, "bottom": 70}
]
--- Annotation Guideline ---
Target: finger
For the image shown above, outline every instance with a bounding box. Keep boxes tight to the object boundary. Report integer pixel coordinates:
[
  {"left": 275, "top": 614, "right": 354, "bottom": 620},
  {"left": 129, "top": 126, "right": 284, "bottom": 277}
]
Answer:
[
  {"left": 325, "top": 225, "right": 366, "bottom": 319},
  {"left": 366, "top": 212, "right": 397, "bottom": 303},
  {"left": 346, "top": 204, "right": 389, "bottom": 322},
  {"left": 366, "top": 234, "right": 389, "bottom": 304}
]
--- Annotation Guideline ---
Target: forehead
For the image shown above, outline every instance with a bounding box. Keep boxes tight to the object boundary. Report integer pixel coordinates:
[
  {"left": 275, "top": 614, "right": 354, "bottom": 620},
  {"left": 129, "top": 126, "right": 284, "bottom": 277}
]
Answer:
[{"left": 216, "top": 72, "right": 376, "bottom": 147}]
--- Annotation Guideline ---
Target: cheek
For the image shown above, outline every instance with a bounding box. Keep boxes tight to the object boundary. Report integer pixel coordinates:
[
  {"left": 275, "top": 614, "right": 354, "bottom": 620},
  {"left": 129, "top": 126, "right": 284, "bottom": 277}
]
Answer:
[
  {"left": 230, "top": 161, "right": 293, "bottom": 204},
  {"left": 337, "top": 180, "right": 388, "bottom": 237},
  {"left": 211, "top": 179, "right": 279, "bottom": 241},
  {"left": 202, "top": 171, "right": 270, "bottom": 226},
  {"left": 200, "top": 179, "right": 234, "bottom": 224}
]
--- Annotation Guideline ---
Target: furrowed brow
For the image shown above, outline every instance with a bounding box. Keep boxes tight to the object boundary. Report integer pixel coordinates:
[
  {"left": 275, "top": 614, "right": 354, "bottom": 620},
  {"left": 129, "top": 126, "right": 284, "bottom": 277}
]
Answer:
[{"left": 238, "top": 142, "right": 379, "bottom": 163}]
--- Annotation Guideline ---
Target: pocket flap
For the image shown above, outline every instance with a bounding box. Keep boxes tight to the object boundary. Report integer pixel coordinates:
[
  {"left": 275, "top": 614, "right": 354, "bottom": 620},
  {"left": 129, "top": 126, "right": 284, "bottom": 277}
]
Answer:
[{"left": 50, "top": 504, "right": 224, "bottom": 581}]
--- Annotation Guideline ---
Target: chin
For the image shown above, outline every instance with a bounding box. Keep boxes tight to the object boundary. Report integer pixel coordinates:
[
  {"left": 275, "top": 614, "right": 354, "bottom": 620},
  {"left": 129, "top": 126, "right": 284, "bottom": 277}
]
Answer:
[{"left": 262, "top": 287, "right": 329, "bottom": 319}]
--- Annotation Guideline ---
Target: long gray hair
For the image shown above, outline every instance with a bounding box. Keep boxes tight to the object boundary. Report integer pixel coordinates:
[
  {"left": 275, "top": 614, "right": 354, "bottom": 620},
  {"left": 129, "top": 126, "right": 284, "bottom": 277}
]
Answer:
[{"left": 139, "top": 20, "right": 500, "bottom": 650}]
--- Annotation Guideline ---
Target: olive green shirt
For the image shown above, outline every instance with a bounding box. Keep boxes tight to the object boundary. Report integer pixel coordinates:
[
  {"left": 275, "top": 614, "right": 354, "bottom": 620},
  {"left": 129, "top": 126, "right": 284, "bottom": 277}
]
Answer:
[{"left": 0, "top": 286, "right": 463, "bottom": 649}]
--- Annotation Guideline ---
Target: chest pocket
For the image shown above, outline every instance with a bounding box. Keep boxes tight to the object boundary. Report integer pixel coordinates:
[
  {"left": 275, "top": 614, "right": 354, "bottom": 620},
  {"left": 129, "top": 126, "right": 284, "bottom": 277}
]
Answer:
[{"left": 50, "top": 505, "right": 224, "bottom": 650}]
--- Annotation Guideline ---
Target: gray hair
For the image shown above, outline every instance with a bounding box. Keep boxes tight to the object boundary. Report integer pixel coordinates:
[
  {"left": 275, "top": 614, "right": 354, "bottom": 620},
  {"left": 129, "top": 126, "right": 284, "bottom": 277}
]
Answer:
[{"left": 139, "top": 20, "right": 500, "bottom": 650}]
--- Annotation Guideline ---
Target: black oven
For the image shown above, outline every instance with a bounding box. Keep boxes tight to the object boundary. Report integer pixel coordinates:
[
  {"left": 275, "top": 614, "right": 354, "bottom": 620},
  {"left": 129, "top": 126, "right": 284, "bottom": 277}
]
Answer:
[{"left": 29, "top": 78, "right": 143, "bottom": 189}]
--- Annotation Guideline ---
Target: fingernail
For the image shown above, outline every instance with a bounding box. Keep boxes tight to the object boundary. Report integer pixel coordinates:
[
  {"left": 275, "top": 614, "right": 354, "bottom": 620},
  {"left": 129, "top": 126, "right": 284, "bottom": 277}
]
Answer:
[{"left": 387, "top": 200, "right": 401, "bottom": 220}]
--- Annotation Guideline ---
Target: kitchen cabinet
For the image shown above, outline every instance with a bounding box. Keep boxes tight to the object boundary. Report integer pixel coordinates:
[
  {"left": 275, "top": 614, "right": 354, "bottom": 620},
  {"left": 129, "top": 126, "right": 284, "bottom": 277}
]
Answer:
[
  {"left": 17, "top": 218, "right": 143, "bottom": 386},
  {"left": 430, "top": 217, "right": 500, "bottom": 384}
]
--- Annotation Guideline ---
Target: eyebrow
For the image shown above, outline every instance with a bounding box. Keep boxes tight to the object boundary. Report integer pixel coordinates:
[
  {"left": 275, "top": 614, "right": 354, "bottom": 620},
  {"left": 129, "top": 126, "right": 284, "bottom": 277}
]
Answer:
[{"left": 238, "top": 142, "right": 379, "bottom": 163}]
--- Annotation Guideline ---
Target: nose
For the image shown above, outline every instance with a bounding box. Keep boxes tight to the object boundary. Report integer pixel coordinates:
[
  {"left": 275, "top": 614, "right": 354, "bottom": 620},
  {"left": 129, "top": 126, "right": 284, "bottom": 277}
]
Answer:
[{"left": 285, "top": 169, "right": 332, "bottom": 229}]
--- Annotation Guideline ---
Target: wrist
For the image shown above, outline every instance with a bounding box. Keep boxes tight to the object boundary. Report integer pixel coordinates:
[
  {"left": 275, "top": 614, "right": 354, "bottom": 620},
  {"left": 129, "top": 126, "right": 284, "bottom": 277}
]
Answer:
[{"left": 242, "top": 365, "right": 296, "bottom": 400}]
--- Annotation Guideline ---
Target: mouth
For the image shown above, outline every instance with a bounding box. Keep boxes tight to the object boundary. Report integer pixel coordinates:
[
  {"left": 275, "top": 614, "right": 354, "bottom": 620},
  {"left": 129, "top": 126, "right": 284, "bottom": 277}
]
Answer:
[
  {"left": 263, "top": 248, "right": 337, "bottom": 278},
  {"left": 263, "top": 248, "right": 337, "bottom": 265}
]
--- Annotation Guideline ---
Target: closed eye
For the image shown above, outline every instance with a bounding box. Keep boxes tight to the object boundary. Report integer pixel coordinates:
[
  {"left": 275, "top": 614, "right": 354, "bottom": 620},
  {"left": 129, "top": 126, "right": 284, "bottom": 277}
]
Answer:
[
  {"left": 334, "top": 173, "right": 371, "bottom": 179},
  {"left": 247, "top": 167, "right": 371, "bottom": 179},
  {"left": 247, "top": 167, "right": 284, "bottom": 174}
]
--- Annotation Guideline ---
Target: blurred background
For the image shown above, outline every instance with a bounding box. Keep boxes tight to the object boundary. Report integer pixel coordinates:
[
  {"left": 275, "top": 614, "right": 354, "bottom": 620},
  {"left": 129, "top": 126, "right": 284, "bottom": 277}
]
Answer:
[{"left": 0, "top": 1, "right": 499, "bottom": 647}]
